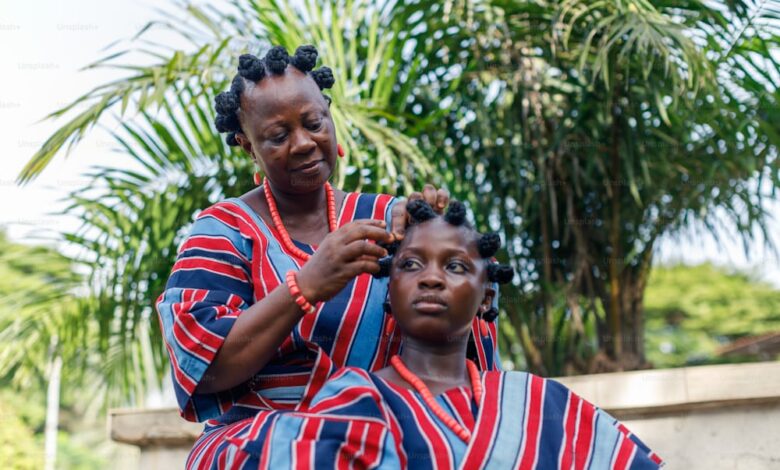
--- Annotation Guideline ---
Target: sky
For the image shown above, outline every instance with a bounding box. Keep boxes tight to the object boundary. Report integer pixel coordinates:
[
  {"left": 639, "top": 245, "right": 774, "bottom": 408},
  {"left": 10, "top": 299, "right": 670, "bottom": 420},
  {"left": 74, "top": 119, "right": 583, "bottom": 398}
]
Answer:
[{"left": 1, "top": 0, "right": 779, "bottom": 286}]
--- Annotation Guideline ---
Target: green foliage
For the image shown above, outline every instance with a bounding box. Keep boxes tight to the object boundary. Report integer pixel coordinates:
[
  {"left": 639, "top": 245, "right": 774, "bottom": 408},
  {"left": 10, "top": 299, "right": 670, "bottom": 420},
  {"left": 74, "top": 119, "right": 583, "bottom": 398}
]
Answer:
[
  {"left": 14, "top": 0, "right": 780, "bottom": 397},
  {"left": 0, "top": 393, "right": 42, "bottom": 470},
  {"left": 0, "top": 232, "right": 81, "bottom": 389},
  {"left": 406, "top": 0, "right": 780, "bottom": 373},
  {"left": 0, "top": 388, "right": 111, "bottom": 470},
  {"left": 645, "top": 263, "right": 780, "bottom": 368}
]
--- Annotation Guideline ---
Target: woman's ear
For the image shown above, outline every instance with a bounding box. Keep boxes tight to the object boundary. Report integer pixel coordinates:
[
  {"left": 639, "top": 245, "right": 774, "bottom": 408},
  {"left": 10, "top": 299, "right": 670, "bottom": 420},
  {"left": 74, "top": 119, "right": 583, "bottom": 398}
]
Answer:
[{"left": 234, "top": 132, "right": 253, "bottom": 157}]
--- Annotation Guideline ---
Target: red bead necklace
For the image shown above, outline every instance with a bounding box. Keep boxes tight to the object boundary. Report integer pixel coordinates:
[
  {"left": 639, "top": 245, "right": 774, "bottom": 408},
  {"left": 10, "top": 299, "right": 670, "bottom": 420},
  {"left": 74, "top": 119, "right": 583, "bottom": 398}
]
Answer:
[
  {"left": 390, "top": 355, "right": 482, "bottom": 443},
  {"left": 263, "top": 177, "right": 338, "bottom": 261}
]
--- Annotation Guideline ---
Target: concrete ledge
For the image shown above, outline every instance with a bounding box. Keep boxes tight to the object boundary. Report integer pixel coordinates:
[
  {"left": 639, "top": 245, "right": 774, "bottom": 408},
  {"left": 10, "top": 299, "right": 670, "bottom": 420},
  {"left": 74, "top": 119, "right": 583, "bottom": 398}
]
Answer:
[
  {"left": 109, "top": 407, "right": 202, "bottom": 447},
  {"left": 109, "top": 361, "right": 780, "bottom": 469},
  {"left": 554, "top": 361, "right": 780, "bottom": 419}
]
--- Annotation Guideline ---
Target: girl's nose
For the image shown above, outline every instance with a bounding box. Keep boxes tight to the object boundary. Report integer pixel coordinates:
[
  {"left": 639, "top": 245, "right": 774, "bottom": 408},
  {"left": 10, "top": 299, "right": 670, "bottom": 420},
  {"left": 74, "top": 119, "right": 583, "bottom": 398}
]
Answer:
[{"left": 418, "top": 267, "right": 445, "bottom": 290}]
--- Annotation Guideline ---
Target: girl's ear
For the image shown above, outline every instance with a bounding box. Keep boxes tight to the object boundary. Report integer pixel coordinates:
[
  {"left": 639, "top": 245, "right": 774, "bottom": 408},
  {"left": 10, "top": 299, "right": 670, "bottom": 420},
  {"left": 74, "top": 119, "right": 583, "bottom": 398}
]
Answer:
[{"left": 480, "top": 286, "right": 496, "bottom": 311}]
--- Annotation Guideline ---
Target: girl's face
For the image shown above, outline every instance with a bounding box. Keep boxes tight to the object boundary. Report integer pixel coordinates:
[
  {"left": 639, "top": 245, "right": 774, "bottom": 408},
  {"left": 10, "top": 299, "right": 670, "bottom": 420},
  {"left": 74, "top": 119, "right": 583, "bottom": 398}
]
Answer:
[
  {"left": 389, "top": 218, "right": 492, "bottom": 344},
  {"left": 235, "top": 67, "right": 338, "bottom": 193}
]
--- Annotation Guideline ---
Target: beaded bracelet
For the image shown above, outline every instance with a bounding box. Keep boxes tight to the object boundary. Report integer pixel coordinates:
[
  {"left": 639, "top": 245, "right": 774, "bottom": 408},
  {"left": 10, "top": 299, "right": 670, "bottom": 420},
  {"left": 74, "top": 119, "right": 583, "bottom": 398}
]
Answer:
[{"left": 285, "top": 270, "right": 317, "bottom": 314}]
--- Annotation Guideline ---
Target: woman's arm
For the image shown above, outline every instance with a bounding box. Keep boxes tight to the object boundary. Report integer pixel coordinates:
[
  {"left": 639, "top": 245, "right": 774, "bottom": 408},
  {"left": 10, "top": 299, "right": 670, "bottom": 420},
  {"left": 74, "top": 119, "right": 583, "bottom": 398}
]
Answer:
[{"left": 195, "top": 218, "right": 393, "bottom": 393}]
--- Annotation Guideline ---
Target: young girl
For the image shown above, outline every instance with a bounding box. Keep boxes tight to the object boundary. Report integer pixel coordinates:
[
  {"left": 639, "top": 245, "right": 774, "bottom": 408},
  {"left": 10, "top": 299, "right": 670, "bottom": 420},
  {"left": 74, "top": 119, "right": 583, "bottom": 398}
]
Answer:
[{"left": 206, "top": 201, "right": 664, "bottom": 469}]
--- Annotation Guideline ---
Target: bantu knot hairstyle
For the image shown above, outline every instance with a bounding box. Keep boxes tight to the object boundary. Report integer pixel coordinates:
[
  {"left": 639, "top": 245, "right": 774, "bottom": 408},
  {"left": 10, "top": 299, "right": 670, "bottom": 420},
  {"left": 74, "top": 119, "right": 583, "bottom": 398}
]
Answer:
[
  {"left": 213, "top": 44, "right": 335, "bottom": 146},
  {"left": 374, "top": 200, "right": 514, "bottom": 286}
]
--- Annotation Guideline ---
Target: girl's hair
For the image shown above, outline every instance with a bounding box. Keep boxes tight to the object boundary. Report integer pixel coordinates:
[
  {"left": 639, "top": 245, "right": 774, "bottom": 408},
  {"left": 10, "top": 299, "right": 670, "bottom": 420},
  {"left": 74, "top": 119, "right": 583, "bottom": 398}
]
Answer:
[
  {"left": 374, "top": 200, "right": 515, "bottom": 285},
  {"left": 213, "top": 45, "right": 335, "bottom": 146}
]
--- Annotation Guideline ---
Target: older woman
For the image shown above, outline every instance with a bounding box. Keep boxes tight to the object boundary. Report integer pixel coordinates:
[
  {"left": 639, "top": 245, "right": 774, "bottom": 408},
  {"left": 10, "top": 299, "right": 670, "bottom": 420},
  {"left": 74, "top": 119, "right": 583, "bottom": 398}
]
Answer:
[{"left": 155, "top": 45, "right": 501, "bottom": 468}]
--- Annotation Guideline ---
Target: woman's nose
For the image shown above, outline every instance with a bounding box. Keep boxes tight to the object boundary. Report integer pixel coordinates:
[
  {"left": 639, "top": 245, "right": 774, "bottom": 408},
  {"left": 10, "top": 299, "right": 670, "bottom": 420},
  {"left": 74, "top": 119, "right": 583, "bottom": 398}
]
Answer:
[{"left": 290, "top": 127, "right": 316, "bottom": 155}]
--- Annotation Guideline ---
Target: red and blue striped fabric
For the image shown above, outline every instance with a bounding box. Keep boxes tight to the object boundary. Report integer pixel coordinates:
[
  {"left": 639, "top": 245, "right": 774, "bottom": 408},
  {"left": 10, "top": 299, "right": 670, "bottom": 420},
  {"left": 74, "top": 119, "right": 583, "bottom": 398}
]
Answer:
[
  {"left": 186, "top": 341, "right": 664, "bottom": 469},
  {"left": 308, "top": 365, "right": 665, "bottom": 469},
  {"left": 156, "top": 192, "right": 503, "bottom": 425}
]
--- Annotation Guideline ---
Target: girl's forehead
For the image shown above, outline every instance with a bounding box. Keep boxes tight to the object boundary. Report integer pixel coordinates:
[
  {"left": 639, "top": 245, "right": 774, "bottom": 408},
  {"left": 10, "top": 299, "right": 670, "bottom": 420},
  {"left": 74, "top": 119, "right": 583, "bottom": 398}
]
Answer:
[{"left": 400, "top": 218, "right": 479, "bottom": 256}]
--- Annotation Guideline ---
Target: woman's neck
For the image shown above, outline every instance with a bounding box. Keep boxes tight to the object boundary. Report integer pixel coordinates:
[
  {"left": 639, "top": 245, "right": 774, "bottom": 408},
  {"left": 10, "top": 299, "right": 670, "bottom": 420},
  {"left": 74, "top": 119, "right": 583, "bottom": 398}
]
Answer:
[{"left": 265, "top": 180, "right": 327, "bottom": 218}]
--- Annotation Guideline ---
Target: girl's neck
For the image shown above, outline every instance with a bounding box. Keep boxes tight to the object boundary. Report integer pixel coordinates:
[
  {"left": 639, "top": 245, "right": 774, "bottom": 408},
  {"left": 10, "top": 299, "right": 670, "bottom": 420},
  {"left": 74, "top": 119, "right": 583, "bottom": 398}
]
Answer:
[{"left": 396, "top": 337, "right": 469, "bottom": 390}]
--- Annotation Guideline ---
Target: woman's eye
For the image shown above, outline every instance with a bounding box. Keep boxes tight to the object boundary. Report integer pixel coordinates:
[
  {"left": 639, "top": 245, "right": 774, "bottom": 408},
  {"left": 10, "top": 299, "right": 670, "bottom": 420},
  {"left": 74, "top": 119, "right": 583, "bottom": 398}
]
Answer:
[
  {"left": 270, "top": 133, "right": 287, "bottom": 144},
  {"left": 306, "top": 120, "right": 323, "bottom": 131}
]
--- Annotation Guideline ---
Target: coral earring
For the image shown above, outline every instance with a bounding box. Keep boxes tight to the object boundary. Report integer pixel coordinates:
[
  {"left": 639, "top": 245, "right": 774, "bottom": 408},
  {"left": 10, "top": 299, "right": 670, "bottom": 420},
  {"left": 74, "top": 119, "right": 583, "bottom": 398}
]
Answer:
[
  {"left": 337, "top": 143, "right": 345, "bottom": 158},
  {"left": 253, "top": 172, "right": 261, "bottom": 186}
]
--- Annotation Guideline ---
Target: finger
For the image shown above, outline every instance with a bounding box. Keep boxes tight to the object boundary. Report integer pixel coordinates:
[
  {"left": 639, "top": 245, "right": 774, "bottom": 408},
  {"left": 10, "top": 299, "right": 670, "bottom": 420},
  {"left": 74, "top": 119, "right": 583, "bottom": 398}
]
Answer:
[
  {"left": 356, "top": 254, "right": 383, "bottom": 262},
  {"left": 407, "top": 192, "right": 423, "bottom": 201},
  {"left": 341, "top": 224, "right": 394, "bottom": 244},
  {"left": 336, "top": 219, "right": 387, "bottom": 241},
  {"left": 422, "top": 184, "right": 437, "bottom": 207},
  {"left": 347, "top": 259, "right": 382, "bottom": 276},
  {"left": 390, "top": 201, "right": 408, "bottom": 240},
  {"left": 343, "top": 219, "right": 387, "bottom": 228},
  {"left": 435, "top": 188, "right": 449, "bottom": 213},
  {"left": 343, "top": 239, "right": 389, "bottom": 260}
]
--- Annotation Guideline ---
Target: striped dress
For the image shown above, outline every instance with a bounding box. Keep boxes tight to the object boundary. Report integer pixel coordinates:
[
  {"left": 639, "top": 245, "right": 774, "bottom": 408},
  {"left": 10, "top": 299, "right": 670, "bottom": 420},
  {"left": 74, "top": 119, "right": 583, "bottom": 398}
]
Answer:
[
  {"left": 155, "top": 192, "right": 502, "bottom": 468},
  {"left": 204, "top": 343, "right": 665, "bottom": 469}
]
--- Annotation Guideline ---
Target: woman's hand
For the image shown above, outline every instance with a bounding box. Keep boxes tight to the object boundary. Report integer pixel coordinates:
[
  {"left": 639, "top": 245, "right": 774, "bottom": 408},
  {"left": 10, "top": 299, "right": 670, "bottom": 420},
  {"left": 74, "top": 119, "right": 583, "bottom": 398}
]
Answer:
[
  {"left": 390, "top": 183, "right": 450, "bottom": 240},
  {"left": 296, "top": 219, "right": 394, "bottom": 303}
]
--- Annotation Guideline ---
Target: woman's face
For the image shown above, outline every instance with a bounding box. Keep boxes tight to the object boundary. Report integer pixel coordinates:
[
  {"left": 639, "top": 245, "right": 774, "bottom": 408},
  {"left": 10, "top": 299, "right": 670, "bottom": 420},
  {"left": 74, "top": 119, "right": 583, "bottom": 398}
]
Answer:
[
  {"left": 389, "top": 218, "right": 491, "bottom": 344},
  {"left": 235, "top": 67, "right": 337, "bottom": 193}
]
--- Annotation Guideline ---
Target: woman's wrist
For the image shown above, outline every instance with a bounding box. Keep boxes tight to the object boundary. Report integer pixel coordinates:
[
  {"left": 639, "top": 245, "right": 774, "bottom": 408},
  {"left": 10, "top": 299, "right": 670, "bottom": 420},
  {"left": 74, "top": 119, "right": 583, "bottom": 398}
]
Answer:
[
  {"left": 286, "top": 270, "right": 320, "bottom": 313},
  {"left": 294, "top": 268, "right": 322, "bottom": 304}
]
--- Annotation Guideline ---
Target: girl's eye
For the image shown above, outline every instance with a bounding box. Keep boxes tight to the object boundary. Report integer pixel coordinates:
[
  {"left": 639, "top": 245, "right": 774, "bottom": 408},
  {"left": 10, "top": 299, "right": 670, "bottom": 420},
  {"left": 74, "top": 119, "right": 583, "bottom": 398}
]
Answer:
[
  {"left": 400, "top": 259, "right": 420, "bottom": 270},
  {"left": 448, "top": 261, "right": 467, "bottom": 273}
]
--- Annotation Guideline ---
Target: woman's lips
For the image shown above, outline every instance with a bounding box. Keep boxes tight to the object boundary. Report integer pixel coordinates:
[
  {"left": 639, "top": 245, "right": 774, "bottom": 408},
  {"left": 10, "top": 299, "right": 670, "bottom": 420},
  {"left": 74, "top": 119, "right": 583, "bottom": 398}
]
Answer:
[{"left": 292, "top": 159, "right": 324, "bottom": 172}]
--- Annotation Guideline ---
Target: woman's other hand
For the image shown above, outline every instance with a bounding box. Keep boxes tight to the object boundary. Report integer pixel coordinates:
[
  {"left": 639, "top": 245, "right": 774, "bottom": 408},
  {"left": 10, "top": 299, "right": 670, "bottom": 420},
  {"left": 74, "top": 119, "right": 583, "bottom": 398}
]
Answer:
[{"left": 390, "top": 183, "right": 449, "bottom": 241}]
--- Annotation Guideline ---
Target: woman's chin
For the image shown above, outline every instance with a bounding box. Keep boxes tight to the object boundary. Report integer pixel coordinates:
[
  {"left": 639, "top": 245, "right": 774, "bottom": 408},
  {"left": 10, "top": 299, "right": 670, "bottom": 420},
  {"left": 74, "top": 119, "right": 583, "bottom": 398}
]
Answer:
[{"left": 288, "top": 164, "right": 332, "bottom": 190}]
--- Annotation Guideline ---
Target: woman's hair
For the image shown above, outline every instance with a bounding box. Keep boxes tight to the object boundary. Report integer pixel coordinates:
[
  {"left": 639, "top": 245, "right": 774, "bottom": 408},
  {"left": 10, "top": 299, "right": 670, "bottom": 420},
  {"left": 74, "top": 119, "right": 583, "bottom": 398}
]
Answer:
[
  {"left": 374, "top": 200, "right": 515, "bottom": 286},
  {"left": 213, "top": 45, "right": 335, "bottom": 146}
]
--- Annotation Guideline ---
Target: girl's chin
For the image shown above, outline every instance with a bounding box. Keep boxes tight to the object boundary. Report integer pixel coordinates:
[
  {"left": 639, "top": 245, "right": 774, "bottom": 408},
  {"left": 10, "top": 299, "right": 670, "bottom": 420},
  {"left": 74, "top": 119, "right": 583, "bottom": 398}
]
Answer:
[{"left": 398, "top": 317, "right": 472, "bottom": 344}]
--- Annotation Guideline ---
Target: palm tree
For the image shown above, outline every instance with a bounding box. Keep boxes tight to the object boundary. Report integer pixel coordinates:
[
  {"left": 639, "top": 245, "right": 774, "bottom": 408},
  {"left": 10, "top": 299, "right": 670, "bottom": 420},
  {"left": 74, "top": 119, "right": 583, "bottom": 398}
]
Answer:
[
  {"left": 15, "top": 0, "right": 780, "bottom": 402},
  {"left": 17, "top": 0, "right": 444, "bottom": 403},
  {"left": 408, "top": 0, "right": 780, "bottom": 374}
]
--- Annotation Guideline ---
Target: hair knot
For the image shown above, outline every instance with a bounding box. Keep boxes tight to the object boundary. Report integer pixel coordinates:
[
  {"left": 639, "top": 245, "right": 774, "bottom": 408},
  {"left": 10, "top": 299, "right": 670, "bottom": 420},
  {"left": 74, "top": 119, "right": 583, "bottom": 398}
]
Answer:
[
  {"left": 238, "top": 54, "right": 265, "bottom": 81},
  {"left": 265, "top": 46, "right": 290, "bottom": 74},
  {"left": 310, "top": 66, "right": 335, "bottom": 89},
  {"left": 477, "top": 233, "right": 501, "bottom": 258},
  {"left": 291, "top": 45, "right": 318, "bottom": 72}
]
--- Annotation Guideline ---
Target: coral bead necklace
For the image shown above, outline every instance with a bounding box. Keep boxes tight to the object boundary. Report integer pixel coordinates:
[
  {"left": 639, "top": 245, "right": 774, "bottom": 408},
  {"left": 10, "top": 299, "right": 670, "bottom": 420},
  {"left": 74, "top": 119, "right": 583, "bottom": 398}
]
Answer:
[
  {"left": 390, "top": 355, "right": 482, "bottom": 443},
  {"left": 263, "top": 177, "right": 337, "bottom": 261}
]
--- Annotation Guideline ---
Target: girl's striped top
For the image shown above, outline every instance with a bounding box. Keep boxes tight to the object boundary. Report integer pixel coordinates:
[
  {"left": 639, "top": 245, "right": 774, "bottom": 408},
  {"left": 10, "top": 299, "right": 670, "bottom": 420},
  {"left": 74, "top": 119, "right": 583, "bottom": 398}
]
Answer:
[
  {"left": 188, "top": 342, "right": 664, "bottom": 469},
  {"left": 156, "top": 192, "right": 502, "bottom": 423}
]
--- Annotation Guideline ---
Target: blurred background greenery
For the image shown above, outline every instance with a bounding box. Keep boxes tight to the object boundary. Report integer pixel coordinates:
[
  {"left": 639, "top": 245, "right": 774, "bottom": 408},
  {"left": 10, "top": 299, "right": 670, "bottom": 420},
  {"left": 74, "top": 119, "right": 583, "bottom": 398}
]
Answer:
[{"left": 3, "top": 0, "right": 779, "bottom": 467}]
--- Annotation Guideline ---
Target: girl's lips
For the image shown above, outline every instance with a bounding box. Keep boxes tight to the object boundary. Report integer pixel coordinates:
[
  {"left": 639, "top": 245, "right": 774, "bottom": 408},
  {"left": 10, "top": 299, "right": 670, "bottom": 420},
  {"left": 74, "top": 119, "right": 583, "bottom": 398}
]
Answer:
[{"left": 412, "top": 301, "right": 448, "bottom": 314}]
